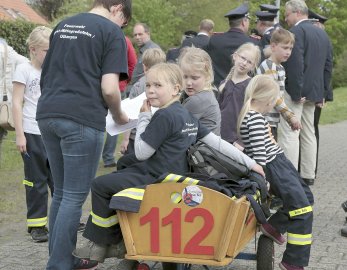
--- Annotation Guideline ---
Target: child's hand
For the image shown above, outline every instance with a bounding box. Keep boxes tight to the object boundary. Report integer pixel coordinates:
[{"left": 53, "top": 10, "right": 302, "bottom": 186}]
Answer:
[
  {"left": 140, "top": 99, "right": 151, "bottom": 113},
  {"left": 289, "top": 116, "right": 302, "bottom": 131},
  {"left": 16, "top": 134, "right": 27, "bottom": 153},
  {"left": 251, "top": 163, "right": 265, "bottom": 178},
  {"left": 295, "top": 97, "right": 306, "bottom": 104},
  {"left": 120, "top": 139, "right": 129, "bottom": 154}
]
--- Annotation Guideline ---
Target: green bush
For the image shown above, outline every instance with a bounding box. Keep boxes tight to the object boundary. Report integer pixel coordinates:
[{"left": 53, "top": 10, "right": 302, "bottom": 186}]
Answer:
[
  {"left": 332, "top": 49, "right": 347, "bottom": 88},
  {"left": 0, "top": 20, "right": 39, "bottom": 57}
]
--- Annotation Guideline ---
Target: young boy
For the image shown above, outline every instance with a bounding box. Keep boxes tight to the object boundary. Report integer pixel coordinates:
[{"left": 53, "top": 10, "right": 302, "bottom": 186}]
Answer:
[
  {"left": 257, "top": 28, "right": 301, "bottom": 140},
  {"left": 119, "top": 48, "right": 166, "bottom": 156},
  {"left": 257, "top": 28, "right": 301, "bottom": 212}
]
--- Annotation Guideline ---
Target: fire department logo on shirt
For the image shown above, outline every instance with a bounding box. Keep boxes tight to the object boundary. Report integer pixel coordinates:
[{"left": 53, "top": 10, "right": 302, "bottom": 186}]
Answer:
[{"left": 182, "top": 186, "right": 203, "bottom": 207}]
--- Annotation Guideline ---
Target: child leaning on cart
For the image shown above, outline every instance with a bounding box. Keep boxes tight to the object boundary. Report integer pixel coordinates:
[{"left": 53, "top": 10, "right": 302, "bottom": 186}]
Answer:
[
  {"left": 237, "top": 74, "right": 314, "bottom": 270},
  {"left": 72, "top": 63, "right": 265, "bottom": 269}
]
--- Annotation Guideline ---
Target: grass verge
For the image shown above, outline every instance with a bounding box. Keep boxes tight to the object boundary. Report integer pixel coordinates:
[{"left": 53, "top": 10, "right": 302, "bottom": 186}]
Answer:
[{"left": 320, "top": 87, "right": 347, "bottom": 125}]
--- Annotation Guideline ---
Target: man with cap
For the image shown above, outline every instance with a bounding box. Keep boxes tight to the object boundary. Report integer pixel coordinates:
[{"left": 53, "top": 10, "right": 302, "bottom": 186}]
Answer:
[
  {"left": 255, "top": 10, "right": 277, "bottom": 55},
  {"left": 206, "top": 4, "right": 257, "bottom": 87},
  {"left": 308, "top": 9, "right": 328, "bottom": 29},
  {"left": 181, "top": 19, "right": 214, "bottom": 51},
  {"left": 278, "top": 0, "right": 332, "bottom": 189},
  {"left": 260, "top": 3, "right": 281, "bottom": 29}
]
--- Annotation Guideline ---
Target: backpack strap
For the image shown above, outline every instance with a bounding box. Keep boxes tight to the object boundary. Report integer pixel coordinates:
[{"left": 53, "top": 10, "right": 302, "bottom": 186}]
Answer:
[{"left": 244, "top": 194, "right": 267, "bottom": 224}]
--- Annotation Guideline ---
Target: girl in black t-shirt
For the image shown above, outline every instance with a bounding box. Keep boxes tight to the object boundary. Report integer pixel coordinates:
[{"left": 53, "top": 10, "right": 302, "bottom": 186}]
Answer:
[{"left": 73, "top": 63, "right": 264, "bottom": 266}]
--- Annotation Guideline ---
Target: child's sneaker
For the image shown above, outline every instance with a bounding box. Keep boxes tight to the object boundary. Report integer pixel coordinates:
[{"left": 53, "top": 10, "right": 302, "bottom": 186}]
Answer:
[
  {"left": 279, "top": 261, "right": 304, "bottom": 270},
  {"left": 73, "top": 258, "right": 98, "bottom": 270},
  {"left": 260, "top": 223, "right": 286, "bottom": 245}
]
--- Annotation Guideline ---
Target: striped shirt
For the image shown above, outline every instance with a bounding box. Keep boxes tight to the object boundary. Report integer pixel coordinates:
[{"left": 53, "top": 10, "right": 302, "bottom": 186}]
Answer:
[
  {"left": 240, "top": 110, "right": 283, "bottom": 166},
  {"left": 257, "top": 59, "right": 295, "bottom": 127}
]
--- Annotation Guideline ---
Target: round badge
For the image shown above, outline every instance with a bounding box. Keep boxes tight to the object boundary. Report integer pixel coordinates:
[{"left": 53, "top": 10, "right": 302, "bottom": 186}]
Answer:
[{"left": 182, "top": 186, "right": 203, "bottom": 207}]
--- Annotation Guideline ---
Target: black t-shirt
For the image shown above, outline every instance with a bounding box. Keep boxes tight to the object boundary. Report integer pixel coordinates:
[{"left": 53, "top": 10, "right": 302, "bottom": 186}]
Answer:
[
  {"left": 37, "top": 13, "right": 128, "bottom": 130},
  {"left": 141, "top": 102, "right": 209, "bottom": 177}
]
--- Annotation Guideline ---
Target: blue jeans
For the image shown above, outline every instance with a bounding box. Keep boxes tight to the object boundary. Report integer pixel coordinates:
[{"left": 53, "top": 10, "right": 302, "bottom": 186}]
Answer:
[
  {"left": 102, "top": 133, "right": 118, "bottom": 165},
  {"left": 38, "top": 118, "right": 104, "bottom": 270}
]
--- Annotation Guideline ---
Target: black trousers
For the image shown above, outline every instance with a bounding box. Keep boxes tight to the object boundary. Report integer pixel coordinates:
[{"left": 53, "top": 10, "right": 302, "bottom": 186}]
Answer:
[
  {"left": 22, "top": 133, "right": 53, "bottom": 228},
  {"left": 313, "top": 107, "right": 321, "bottom": 176},
  {"left": 83, "top": 163, "right": 156, "bottom": 245},
  {"left": 266, "top": 153, "right": 314, "bottom": 267}
]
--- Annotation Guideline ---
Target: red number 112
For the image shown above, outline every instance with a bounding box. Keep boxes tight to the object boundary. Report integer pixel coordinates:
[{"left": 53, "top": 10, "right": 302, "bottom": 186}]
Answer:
[{"left": 140, "top": 207, "right": 214, "bottom": 255}]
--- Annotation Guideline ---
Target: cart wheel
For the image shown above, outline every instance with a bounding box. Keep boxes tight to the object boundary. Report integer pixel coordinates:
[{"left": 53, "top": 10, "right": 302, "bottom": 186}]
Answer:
[
  {"left": 256, "top": 234, "right": 275, "bottom": 270},
  {"left": 117, "top": 259, "right": 138, "bottom": 270},
  {"left": 137, "top": 262, "right": 150, "bottom": 270}
]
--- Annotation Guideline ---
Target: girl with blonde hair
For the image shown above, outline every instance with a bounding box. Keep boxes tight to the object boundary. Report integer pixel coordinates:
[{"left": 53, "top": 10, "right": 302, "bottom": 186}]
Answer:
[
  {"left": 179, "top": 47, "right": 221, "bottom": 134},
  {"left": 238, "top": 75, "right": 314, "bottom": 270},
  {"left": 218, "top": 42, "right": 261, "bottom": 150},
  {"left": 73, "top": 63, "right": 264, "bottom": 267},
  {"left": 12, "top": 26, "right": 53, "bottom": 243}
]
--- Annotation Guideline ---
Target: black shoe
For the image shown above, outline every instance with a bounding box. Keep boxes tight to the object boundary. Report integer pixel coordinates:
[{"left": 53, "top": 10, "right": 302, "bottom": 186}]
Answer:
[
  {"left": 341, "top": 226, "right": 347, "bottom": 237},
  {"left": 303, "top": 178, "right": 314, "bottom": 186},
  {"left": 342, "top": 201, "right": 347, "bottom": 212},
  {"left": 78, "top": 222, "right": 86, "bottom": 232},
  {"left": 73, "top": 258, "right": 98, "bottom": 270},
  {"left": 104, "top": 162, "right": 116, "bottom": 168},
  {"left": 30, "top": 227, "right": 48, "bottom": 242}
]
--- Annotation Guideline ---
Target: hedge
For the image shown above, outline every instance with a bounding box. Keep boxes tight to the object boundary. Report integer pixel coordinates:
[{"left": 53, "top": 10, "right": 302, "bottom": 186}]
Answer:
[{"left": 0, "top": 20, "right": 39, "bottom": 57}]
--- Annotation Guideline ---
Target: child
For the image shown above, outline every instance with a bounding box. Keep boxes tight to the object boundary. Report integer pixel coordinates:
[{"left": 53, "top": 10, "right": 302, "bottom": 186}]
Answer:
[
  {"left": 237, "top": 75, "right": 314, "bottom": 270},
  {"left": 257, "top": 28, "right": 301, "bottom": 140},
  {"left": 218, "top": 43, "right": 261, "bottom": 150},
  {"left": 178, "top": 47, "right": 221, "bottom": 135},
  {"left": 119, "top": 48, "right": 166, "bottom": 156},
  {"left": 73, "top": 63, "right": 265, "bottom": 267},
  {"left": 12, "top": 26, "right": 53, "bottom": 242}
]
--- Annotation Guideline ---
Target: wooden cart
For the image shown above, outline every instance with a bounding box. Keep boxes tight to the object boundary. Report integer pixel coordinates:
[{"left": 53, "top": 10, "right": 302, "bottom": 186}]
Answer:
[{"left": 117, "top": 182, "right": 274, "bottom": 270}]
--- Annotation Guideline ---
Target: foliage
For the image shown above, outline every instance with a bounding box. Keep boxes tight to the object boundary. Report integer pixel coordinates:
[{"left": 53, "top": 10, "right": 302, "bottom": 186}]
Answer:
[
  {"left": 0, "top": 20, "right": 38, "bottom": 56},
  {"left": 30, "top": 0, "right": 65, "bottom": 21},
  {"left": 52, "top": 0, "right": 93, "bottom": 26},
  {"left": 332, "top": 50, "right": 347, "bottom": 88},
  {"left": 130, "top": 0, "right": 181, "bottom": 50}
]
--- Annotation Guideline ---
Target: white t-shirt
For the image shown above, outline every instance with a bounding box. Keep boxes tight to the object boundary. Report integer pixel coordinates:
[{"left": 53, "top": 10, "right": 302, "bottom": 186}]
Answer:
[{"left": 13, "top": 62, "right": 41, "bottom": 135}]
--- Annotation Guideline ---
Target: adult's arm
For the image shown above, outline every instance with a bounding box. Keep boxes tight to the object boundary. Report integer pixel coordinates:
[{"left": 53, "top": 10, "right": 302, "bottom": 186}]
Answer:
[
  {"left": 101, "top": 73, "right": 128, "bottom": 124},
  {"left": 12, "top": 82, "right": 26, "bottom": 153},
  {"left": 125, "top": 37, "right": 137, "bottom": 81}
]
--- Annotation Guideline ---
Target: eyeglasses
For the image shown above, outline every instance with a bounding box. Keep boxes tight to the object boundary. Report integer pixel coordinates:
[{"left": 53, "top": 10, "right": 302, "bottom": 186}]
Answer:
[
  {"left": 245, "top": 14, "right": 251, "bottom": 20},
  {"left": 235, "top": 53, "right": 253, "bottom": 65}
]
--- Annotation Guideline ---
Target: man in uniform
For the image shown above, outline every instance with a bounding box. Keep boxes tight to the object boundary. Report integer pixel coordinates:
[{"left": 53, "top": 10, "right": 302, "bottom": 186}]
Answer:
[
  {"left": 207, "top": 4, "right": 257, "bottom": 87},
  {"left": 277, "top": 0, "right": 333, "bottom": 187},
  {"left": 260, "top": 3, "right": 281, "bottom": 29},
  {"left": 255, "top": 10, "right": 277, "bottom": 58}
]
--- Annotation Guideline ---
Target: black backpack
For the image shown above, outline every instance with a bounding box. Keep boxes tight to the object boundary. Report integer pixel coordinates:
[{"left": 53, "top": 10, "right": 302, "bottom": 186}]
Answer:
[
  {"left": 187, "top": 141, "right": 250, "bottom": 180},
  {"left": 186, "top": 142, "right": 270, "bottom": 218}
]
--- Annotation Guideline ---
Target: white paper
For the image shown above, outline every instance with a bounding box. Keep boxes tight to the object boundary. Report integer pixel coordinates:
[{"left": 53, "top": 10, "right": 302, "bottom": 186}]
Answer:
[
  {"left": 105, "top": 112, "right": 138, "bottom": 136},
  {"left": 105, "top": 92, "right": 158, "bottom": 136}
]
